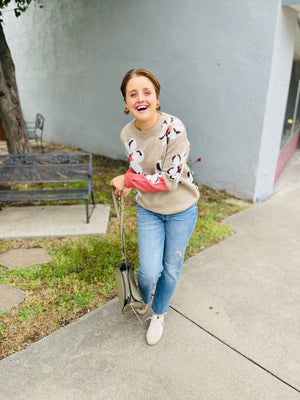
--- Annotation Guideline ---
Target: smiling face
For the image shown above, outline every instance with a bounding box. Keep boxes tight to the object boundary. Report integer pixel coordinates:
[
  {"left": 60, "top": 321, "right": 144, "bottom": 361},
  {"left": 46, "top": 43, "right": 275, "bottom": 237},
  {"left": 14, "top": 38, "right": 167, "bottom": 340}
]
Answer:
[{"left": 125, "top": 75, "right": 160, "bottom": 131}]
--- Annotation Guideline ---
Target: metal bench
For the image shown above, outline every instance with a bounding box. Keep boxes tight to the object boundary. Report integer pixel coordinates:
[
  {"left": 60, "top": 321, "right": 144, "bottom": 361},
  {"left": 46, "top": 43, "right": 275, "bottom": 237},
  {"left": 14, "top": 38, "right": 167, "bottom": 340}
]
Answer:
[
  {"left": 0, "top": 152, "right": 95, "bottom": 223},
  {"left": 26, "top": 113, "right": 45, "bottom": 152}
]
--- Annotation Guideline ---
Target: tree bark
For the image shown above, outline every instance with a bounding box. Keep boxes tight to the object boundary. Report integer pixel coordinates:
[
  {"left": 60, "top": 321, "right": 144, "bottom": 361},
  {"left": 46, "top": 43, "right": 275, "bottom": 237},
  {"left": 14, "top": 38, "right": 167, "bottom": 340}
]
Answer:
[{"left": 0, "top": 22, "right": 30, "bottom": 154}]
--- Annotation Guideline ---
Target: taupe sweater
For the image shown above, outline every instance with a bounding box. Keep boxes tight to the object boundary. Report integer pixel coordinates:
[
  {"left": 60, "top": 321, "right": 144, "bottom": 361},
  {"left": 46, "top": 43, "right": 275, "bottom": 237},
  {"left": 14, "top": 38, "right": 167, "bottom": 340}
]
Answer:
[{"left": 121, "top": 112, "right": 199, "bottom": 214}]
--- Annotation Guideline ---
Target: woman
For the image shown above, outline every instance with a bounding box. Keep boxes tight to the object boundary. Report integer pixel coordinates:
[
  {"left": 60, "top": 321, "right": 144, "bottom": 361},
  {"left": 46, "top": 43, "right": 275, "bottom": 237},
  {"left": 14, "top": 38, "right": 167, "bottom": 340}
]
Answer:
[{"left": 111, "top": 68, "right": 199, "bottom": 345}]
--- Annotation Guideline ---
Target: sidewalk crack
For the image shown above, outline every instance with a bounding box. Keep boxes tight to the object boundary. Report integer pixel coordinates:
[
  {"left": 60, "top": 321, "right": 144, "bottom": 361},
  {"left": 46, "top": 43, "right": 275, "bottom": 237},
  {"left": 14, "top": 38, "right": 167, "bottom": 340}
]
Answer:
[{"left": 170, "top": 305, "right": 300, "bottom": 394}]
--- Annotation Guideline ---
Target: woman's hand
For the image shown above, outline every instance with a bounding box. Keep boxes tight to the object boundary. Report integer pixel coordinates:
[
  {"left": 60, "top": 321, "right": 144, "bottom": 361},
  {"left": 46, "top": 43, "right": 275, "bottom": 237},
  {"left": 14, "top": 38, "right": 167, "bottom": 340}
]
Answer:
[
  {"left": 110, "top": 174, "right": 132, "bottom": 199},
  {"left": 123, "top": 187, "right": 132, "bottom": 198}
]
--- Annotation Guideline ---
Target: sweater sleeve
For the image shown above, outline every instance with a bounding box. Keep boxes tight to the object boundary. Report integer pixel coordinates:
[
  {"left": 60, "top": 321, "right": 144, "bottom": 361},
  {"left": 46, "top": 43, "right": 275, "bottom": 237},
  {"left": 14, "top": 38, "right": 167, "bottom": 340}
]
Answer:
[{"left": 159, "top": 128, "right": 190, "bottom": 191}]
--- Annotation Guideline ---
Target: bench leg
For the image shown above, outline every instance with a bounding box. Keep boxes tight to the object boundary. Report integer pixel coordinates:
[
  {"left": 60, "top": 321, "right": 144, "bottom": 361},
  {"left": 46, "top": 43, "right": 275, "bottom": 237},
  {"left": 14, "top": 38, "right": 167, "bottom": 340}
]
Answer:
[
  {"left": 91, "top": 191, "right": 95, "bottom": 206},
  {"left": 85, "top": 200, "right": 89, "bottom": 223}
]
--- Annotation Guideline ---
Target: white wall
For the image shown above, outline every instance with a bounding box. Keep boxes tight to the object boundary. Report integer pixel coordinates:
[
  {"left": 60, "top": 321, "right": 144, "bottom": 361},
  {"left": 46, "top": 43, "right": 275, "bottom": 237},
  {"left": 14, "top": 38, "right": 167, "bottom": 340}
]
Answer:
[
  {"left": 292, "top": 22, "right": 300, "bottom": 60},
  {"left": 254, "top": 6, "right": 298, "bottom": 201},
  {"left": 2, "top": 0, "right": 293, "bottom": 200}
]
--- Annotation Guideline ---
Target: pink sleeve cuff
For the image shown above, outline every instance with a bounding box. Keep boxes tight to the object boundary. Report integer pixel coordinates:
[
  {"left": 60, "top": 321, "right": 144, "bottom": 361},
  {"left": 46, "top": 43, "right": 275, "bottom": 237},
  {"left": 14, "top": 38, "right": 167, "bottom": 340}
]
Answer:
[{"left": 125, "top": 169, "right": 169, "bottom": 193}]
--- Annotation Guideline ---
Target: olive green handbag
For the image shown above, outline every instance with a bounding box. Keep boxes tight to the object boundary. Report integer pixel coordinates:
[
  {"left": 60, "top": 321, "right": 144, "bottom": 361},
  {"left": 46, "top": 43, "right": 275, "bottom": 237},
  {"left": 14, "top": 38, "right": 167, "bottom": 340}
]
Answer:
[{"left": 112, "top": 190, "right": 143, "bottom": 315}]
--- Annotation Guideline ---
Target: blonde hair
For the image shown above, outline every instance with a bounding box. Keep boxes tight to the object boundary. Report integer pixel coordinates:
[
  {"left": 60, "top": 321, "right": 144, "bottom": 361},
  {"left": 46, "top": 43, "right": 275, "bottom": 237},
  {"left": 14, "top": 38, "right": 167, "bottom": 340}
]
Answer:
[{"left": 120, "top": 68, "right": 161, "bottom": 100}]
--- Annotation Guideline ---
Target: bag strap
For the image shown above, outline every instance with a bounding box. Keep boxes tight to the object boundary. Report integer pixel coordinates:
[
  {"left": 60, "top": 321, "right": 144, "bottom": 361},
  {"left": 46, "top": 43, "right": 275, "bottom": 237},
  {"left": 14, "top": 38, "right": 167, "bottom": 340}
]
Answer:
[
  {"left": 112, "top": 189, "right": 127, "bottom": 264},
  {"left": 112, "top": 189, "right": 144, "bottom": 325}
]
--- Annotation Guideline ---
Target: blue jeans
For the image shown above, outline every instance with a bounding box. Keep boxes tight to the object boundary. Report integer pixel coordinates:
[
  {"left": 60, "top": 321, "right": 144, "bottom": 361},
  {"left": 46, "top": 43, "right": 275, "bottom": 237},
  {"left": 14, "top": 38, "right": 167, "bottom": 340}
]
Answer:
[{"left": 136, "top": 203, "right": 198, "bottom": 315}]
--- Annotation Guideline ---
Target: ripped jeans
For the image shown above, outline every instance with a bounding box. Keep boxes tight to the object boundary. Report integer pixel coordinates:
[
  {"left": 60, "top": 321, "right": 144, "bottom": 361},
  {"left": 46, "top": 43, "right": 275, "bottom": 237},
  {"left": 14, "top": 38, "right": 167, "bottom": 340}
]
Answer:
[{"left": 136, "top": 203, "right": 198, "bottom": 315}]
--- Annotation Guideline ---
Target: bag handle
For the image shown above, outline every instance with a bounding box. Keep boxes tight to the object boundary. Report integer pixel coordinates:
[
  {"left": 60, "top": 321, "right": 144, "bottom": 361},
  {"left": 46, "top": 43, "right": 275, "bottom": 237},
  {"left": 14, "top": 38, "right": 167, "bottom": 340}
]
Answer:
[{"left": 112, "top": 189, "right": 127, "bottom": 264}]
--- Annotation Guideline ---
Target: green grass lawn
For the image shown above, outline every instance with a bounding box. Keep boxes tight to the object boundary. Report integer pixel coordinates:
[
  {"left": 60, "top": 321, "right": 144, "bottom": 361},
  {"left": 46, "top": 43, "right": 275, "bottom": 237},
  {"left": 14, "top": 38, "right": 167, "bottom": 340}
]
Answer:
[{"left": 0, "top": 152, "right": 249, "bottom": 358}]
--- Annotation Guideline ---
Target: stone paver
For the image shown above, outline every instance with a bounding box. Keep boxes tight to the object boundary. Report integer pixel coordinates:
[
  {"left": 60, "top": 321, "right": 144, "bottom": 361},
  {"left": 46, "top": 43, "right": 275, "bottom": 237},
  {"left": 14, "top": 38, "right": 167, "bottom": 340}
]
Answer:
[
  {"left": 0, "top": 248, "right": 52, "bottom": 270},
  {"left": 0, "top": 284, "right": 25, "bottom": 312},
  {"left": 0, "top": 248, "right": 52, "bottom": 311}
]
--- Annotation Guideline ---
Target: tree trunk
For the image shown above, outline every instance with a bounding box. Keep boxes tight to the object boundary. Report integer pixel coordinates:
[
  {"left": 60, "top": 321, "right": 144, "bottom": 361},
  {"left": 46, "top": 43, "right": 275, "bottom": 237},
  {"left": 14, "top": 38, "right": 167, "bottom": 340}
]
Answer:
[{"left": 0, "top": 23, "right": 31, "bottom": 154}]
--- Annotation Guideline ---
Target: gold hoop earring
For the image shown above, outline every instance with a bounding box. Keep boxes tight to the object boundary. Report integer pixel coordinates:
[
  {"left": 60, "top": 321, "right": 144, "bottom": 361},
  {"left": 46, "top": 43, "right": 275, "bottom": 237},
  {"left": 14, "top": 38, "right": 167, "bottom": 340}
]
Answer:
[
  {"left": 156, "top": 104, "right": 161, "bottom": 111},
  {"left": 124, "top": 107, "right": 130, "bottom": 115}
]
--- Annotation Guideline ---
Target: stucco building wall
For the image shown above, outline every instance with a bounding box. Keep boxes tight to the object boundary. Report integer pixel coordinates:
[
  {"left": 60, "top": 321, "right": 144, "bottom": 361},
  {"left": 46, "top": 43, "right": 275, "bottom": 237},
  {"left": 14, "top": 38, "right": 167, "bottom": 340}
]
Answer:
[{"left": 2, "top": 0, "right": 297, "bottom": 200}]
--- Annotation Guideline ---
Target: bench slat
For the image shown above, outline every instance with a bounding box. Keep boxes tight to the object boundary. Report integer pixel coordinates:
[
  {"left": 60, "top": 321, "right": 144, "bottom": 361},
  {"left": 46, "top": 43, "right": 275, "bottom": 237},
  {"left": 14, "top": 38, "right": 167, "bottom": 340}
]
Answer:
[{"left": 0, "top": 189, "right": 89, "bottom": 202}]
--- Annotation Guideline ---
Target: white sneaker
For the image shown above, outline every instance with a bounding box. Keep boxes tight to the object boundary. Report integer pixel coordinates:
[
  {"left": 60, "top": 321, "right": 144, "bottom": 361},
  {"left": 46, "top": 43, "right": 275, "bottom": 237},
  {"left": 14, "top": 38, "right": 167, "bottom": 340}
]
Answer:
[{"left": 146, "top": 314, "right": 165, "bottom": 345}]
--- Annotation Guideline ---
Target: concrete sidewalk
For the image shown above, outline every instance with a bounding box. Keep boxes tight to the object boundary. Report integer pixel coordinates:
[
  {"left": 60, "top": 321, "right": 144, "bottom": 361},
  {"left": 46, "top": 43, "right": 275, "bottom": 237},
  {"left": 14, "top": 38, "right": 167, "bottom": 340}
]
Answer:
[
  {"left": 0, "top": 151, "right": 299, "bottom": 399},
  {"left": 0, "top": 204, "right": 111, "bottom": 239}
]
